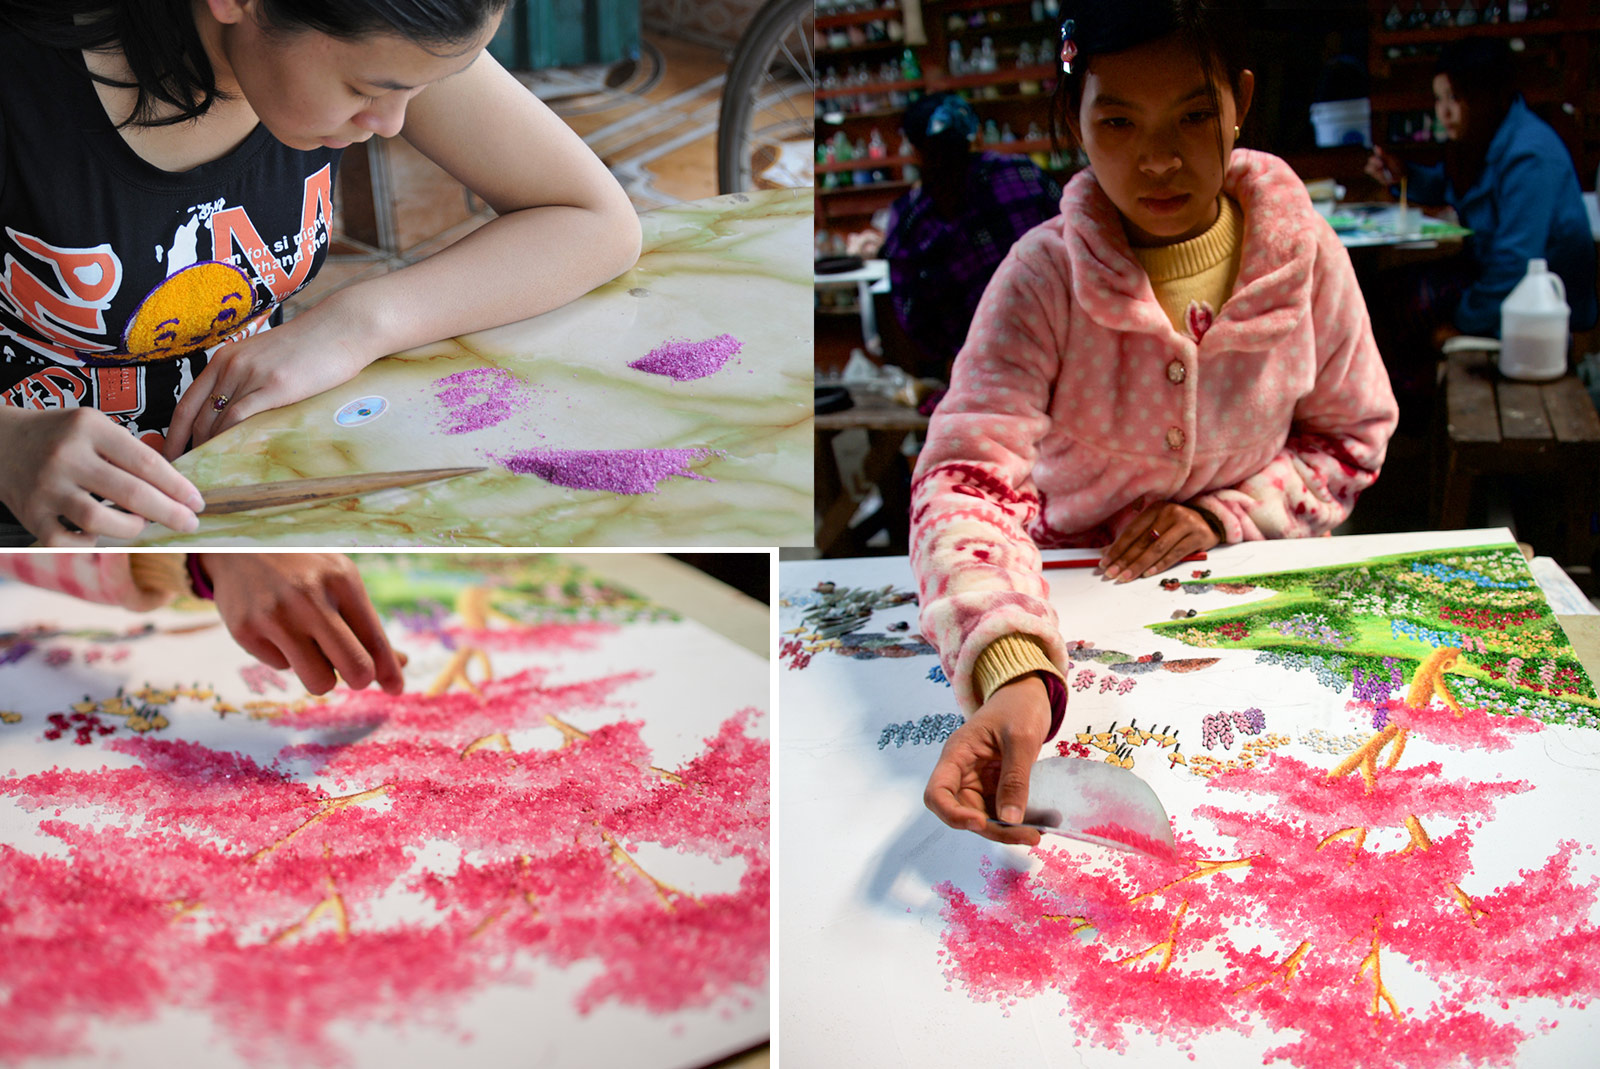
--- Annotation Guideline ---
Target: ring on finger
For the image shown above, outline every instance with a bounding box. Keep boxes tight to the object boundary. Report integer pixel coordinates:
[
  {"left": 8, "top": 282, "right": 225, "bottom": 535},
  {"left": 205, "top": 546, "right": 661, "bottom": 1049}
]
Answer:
[
  {"left": 210, "top": 392, "right": 230, "bottom": 413},
  {"left": 1147, "top": 527, "right": 1162, "bottom": 540}
]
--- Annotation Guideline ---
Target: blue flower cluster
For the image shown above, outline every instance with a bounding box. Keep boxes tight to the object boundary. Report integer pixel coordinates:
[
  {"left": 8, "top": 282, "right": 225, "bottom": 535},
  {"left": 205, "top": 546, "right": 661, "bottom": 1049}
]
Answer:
[
  {"left": 877, "top": 713, "right": 964, "bottom": 749},
  {"left": 1390, "top": 618, "right": 1466, "bottom": 649},
  {"left": 1410, "top": 561, "right": 1531, "bottom": 589},
  {"left": 927, "top": 664, "right": 950, "bottom": 686},
  {"left": 1255, "top": 649, "right": 1351, "bottom": 692},
  {"left": 1270, "top": 613, "right": 1351, "bottom": 647}
]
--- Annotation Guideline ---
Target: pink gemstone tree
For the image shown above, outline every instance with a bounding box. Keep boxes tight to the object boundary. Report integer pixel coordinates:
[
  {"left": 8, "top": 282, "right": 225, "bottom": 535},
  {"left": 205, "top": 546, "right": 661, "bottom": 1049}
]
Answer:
[
  {"left": 0, "top": 561, "right": 768, "bottom": 1066},
  {"left": 937, "top": 647, "right": 1600, "bottom": 1067}
]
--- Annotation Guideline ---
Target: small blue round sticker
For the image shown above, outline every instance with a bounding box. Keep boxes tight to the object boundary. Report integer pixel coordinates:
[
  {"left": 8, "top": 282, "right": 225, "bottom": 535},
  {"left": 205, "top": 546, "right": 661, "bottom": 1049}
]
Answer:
[{"left": 335, "top": 395, "right": 388, "bottom": 426}]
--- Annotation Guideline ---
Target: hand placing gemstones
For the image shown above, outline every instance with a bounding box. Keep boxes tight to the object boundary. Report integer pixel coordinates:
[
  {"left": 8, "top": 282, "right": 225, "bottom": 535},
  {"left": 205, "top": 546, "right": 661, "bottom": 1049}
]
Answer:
[
  {"left": 924, "top": 674, "right": 1053, "bottom": 846},
  {"left": 197, "top": 554, "right": 406, "bottom": 696},
  {"left": 1099, "top": 501, "right": 1221, "bottom": 583}
]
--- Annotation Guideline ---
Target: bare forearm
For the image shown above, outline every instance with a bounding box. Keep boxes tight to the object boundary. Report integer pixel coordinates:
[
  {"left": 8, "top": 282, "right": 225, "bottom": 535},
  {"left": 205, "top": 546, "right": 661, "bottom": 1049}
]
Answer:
[{"left": 322, "top": 202, "right": 643, "bottom": 360}]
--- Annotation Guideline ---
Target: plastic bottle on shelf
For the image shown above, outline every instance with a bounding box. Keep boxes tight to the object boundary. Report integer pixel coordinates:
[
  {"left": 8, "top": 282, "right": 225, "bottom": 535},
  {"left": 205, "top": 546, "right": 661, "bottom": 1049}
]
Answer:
[
  {"left": 1031, "top": 0, "right": 1045, "bottom": 20},
  {"left": 897, "top": 132, "right": 913, "bottom": 157},
  {"left": 1456, "top": 0, "right": 1478, "bottom": 27},
  {"left": 979, "top": 37, "right": 997, "bottom": 73},
  {"left": 1000, "top": 123, "right": 1016, "bottom": 143},
  {"left": 948, "top": 40, "right": 965, "bottom": 75},
  {"left": 1044, "top": 0, "right": 1060, "bottom": 17},
  {"left": 1026, "top": 122, "right": 1043, "bottom": 143},
  {"left": 1017, "top": 41, "right": 1034, "bottom": 68},
  {"left": 983, "top": 118, "right": 1001, "bottom": 145},
  {"left": 1507, "top": 0, "right": 1527, "bottom": 21},
  {"left": 868, "top": 128, "right": 887, "bottom": 159},
  {"left": 901, "top": 47, "right": 921, "bottom": 81},
  {"left": 1498, "top": 258, "right": 1571, "bottom": 381}
]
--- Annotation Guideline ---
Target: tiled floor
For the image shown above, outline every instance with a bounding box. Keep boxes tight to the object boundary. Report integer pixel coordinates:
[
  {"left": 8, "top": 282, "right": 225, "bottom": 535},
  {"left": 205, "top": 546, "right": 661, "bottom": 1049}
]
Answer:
[{"left": 288, "top": 30, "right": 730, "bottom": 319}]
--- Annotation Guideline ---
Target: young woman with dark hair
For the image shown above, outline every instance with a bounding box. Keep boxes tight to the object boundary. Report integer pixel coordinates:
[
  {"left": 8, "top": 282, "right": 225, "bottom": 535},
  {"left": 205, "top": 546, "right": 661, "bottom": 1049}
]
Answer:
[
  {"left": 0, "top": 0, "right": 642, "bottom": 545},
  {"left": 1366, "top": 37, "right": 1596, "bottom": 358},
  {"left": 913, "top": 0, "right": 1398, "bottom": 844}
]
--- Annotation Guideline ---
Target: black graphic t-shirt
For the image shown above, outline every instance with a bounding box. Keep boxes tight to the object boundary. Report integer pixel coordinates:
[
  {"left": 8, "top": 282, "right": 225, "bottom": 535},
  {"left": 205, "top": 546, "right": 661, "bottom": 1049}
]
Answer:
[{"left": 0, "top": 28, "right": 340, "bottom": 456}]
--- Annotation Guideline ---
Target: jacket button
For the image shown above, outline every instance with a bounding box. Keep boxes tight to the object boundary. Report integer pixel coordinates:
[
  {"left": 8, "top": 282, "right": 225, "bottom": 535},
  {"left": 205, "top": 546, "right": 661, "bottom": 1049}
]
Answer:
[
  {"left": 1166, "top": 426, "right": 1186, "bottom": 450},
  {"left": 1167, "top": 360, "right": 1186, "bottom": 384}
]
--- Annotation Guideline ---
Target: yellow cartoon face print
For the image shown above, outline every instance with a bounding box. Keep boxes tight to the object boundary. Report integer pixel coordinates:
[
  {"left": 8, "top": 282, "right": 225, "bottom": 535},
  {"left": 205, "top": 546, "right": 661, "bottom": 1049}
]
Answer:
[{"left": 117, "top": 261, "right": 259, "bottom": 363}]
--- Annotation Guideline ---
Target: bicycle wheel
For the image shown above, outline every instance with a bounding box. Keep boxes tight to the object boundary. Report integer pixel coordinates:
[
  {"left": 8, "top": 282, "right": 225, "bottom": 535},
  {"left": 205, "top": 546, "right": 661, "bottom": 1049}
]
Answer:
[{"left": 716, "top": 0, "right": 815, "bottom": 195}]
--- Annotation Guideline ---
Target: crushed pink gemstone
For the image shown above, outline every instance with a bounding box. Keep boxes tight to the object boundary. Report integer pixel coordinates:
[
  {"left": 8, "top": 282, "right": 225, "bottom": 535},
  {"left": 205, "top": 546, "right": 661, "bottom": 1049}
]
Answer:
[
  {"left": 493, "top": 448, "right": 721, "bottom": 494},
  {"left": 628, "top": 334, "right": 743, "bottom": 381},
  {"left": 432, "top": 367, "right": 536, "bottom": 434}
]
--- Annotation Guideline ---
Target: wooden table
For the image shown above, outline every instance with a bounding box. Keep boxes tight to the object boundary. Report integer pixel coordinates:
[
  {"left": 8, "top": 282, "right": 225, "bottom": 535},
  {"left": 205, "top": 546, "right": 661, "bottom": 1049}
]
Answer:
[
  {"left": 814, "top": 405, "right": 929, "bottom": 557},
  {"left": 1435, "top": 349, "right": 1600, "bottom": 580}
]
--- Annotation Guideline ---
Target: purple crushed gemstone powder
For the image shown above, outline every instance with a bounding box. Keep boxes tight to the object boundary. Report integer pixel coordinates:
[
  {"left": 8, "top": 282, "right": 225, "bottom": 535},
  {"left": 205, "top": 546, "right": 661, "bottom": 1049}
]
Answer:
[
  {"left": 492, "top": 448, "right": 722, "bottom": 494},
  {"left": 432, "top": 367, "right": 534, "bottom": 434},
  {"left": 627, "top": 334, "right": 743, "bottom": 382}
]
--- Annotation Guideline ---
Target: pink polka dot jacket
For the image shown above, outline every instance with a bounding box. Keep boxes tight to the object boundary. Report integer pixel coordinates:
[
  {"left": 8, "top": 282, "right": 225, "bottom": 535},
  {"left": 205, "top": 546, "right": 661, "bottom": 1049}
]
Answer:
[{"left": 909, "top": 149, "right": 1399, "bottom": 714}]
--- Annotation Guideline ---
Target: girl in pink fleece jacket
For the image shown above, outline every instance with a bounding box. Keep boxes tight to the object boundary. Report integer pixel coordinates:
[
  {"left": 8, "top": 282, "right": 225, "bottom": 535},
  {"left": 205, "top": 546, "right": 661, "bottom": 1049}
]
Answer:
[{"left": 918, "top": 0, "right": 1398, "bottom": 844}]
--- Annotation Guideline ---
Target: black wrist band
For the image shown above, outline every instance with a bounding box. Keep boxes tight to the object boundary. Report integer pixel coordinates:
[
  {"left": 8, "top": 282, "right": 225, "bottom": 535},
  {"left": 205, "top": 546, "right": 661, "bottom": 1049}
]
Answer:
[{"left": 1191, "top": 505, "right": 1226, "bottom": 539}]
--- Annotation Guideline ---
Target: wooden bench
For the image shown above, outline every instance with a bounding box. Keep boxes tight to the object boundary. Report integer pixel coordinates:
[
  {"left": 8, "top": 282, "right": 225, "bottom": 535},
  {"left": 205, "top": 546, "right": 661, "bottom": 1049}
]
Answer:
[{"left": 1434, "top": 349, "right": 1600, "bottom": 584}]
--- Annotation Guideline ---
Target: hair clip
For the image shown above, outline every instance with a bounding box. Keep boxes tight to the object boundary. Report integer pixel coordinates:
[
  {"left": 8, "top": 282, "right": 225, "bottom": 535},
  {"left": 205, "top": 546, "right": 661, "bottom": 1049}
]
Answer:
[{"left": 1059, "top": 19, "right": 1077, "bottom": 73}]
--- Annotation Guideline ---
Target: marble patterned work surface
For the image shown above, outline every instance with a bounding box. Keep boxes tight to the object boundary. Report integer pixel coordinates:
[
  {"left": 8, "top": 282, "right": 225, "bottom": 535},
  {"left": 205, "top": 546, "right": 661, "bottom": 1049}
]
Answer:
[{"left": 134, "top": 189, "right": 813, "bottom": 547}]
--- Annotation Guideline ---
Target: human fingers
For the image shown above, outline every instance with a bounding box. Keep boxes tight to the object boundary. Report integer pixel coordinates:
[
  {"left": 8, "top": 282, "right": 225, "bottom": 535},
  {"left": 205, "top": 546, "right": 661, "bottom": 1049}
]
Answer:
[
  {"left": 87, "top": 453, "right": 201, "bottom": 534},
  {"left": 1103, "top": 518, "right": 1163, "bottom": 581},
  {"left": 992, "top": 729, "right": 1035, "bottom": 825},
  {"left": 924, "top": 745, "right": 990, "bottom": 834},
  {"left": 306, "top": 609, "right": 378, "bottom": 691},
  {"left": 51, "top": 493, "right": 148, "bottom": 543},
  {"left": 266, "top": 620, "right": 341, "bottom": 695},
  {"left": 163, "top": 358, "right": 221, "bottom": 461},
  {"left": 1117, "top": 515, "right": 1205, "bottom": 581},
  {"left": 187, "top": 376, "right": 240, "bottom": 449},
  {"left": 333, "top": 576, "right": 405, "bottom": 694},
  {"left": 228, "top": 627, "right": 294, "bottom": 673},
  {"left": 1100, "top": 510, "right": 1157, "bottom": 580},
  {"left": 978, "top": 816, "right": 1043, "bottom": 846},
  {"left": 34, "top": 517, "right": 101, "bottom": 548},
  {"left": 1131, "top": 528, "right": 1208, "bottom": 579}
]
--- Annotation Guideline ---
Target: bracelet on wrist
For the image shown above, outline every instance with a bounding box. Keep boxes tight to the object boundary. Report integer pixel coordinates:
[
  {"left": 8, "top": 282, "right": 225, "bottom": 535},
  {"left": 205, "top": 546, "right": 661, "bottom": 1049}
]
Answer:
[
  {"left": 1190, "top": 504, "right": 1226, "bottom": 540},
  {"left": 185, "top": 554, "right": 214, "bottom": 600}
]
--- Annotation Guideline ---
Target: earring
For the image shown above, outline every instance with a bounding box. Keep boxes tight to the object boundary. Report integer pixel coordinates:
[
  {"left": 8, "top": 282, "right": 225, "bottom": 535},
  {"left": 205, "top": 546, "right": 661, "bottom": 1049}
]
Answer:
[{"left": 1234, "top": 124, "right": 1241, "bottom": 138}]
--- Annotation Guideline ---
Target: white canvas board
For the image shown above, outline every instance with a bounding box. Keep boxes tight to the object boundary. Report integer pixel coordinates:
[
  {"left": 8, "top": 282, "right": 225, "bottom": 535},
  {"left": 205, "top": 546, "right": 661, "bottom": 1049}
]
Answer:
[
  {"left": 780, "top": 529, "right": 1600, "bottom": 1068},
  {"left": 0, "top": 555, "right": 769, "bottom": 1069}
]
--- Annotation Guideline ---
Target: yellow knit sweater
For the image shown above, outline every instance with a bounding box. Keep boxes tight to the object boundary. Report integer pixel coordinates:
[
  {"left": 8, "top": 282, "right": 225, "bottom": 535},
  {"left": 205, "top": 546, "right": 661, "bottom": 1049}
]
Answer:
[
  {"left": 1129, "top": 194, "right": 1244, "bottom": 336},
  {"left": 970, "top": 197, "right": 1246, "bottom": 707}
]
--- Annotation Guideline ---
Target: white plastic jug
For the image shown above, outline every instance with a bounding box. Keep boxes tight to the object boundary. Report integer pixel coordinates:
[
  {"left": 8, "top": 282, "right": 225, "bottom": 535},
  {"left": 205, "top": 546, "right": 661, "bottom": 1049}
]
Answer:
[{"left": 1498, "top": 258, "right": 1570, "bottom": 382}]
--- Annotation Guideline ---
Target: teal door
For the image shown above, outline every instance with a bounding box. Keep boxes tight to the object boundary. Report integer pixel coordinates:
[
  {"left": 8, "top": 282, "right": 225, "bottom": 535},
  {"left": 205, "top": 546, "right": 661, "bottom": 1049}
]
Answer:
[{"left": 488, "top": 0, "right": 641, "bottom": 70}]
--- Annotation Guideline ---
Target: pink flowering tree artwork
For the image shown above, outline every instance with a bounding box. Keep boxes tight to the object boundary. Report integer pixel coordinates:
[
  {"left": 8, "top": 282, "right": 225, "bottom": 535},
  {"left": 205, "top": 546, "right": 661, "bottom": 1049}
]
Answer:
[
  {"left": 0, "top": 561, "right": 768, "bottom": 1067},
  {"left": 936, "top": 647, "right": 1600, "bottom": 1067}
]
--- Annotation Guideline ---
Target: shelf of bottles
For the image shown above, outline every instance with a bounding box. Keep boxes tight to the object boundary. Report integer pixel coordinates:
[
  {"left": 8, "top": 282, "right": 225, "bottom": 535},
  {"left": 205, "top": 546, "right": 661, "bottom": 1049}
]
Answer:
[
  {"left": 818, "top": 0, "right": 1076, "bottom": 204},
  {"left": 1366, "top": 0, "right": 1590, "bottom": 148},
  {"left": 1375, "top": 0, "right": 1572, "bottom": 47}
]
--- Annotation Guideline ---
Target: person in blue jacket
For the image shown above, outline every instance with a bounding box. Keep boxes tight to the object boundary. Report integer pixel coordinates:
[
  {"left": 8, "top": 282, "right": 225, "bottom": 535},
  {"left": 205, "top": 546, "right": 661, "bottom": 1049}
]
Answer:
[{"left": 1365, "top": 37, "right": 1597, "bottom": 370}]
